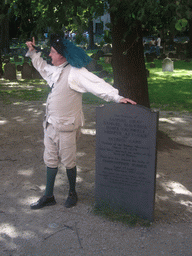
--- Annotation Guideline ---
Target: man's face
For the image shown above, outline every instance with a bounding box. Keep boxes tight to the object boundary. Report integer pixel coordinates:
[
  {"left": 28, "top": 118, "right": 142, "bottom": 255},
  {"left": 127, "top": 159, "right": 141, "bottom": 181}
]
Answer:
[{"left": 49, "top": 47, "right": 66, "bottom": 66}]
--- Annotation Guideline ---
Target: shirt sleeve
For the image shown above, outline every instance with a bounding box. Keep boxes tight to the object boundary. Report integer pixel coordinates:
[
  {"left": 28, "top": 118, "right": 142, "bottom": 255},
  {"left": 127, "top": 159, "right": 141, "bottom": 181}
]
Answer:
[
  {"left": 25, "top": 50, "right": 53, "bottom": 85},
  {"left": 68, "top": 67, "right": 123, "bottom": 103}
]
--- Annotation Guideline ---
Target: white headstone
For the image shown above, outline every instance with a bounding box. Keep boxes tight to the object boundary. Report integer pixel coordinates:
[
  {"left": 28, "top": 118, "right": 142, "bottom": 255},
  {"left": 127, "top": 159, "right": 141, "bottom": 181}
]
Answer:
[{"left": 162, "top": 57, "right": 174, "bottom": 72}]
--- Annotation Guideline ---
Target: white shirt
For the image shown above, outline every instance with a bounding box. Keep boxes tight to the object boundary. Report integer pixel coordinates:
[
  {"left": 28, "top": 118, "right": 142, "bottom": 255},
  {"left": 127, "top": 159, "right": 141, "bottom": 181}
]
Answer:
[
  {"left": 157, "top": 37, "right": 161, "bottom": 47},
  {"left": 26, "top": 50, "right": 124, "bottom": 130}
]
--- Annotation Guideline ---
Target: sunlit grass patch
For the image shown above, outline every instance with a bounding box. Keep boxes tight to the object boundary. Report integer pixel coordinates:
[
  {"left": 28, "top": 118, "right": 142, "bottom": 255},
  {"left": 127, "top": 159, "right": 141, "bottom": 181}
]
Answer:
[
  {"left": 0, "top": 79, "right": 50, "bottom": 103},
  {"left": 145, "top": 59, "right": 192, "bottom": 112}
]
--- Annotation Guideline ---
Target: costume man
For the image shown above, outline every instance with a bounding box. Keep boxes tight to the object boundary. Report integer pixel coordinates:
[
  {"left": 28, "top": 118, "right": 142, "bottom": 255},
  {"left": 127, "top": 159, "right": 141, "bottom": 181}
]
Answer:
[{"left": 26, "top": 34, "right": 136, "bottom": 210}]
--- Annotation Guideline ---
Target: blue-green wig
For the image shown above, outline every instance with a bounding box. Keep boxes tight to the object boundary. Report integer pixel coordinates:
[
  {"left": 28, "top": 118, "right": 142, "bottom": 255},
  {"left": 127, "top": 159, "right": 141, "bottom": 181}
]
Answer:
[{"left": 50, "top": 33, "right": 92, "bottom": 68}]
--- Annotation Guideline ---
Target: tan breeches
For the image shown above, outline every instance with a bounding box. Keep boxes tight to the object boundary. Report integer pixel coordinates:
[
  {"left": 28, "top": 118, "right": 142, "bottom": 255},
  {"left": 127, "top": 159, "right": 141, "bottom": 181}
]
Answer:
[{"left": 43, "top": 124, "right": 77, "bottom": 169}]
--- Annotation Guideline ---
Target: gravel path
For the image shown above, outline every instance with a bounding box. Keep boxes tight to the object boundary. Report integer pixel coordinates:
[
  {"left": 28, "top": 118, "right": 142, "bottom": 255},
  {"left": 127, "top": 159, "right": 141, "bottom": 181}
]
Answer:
[{"left": 0, "top": 101, "right": 192, "bottom": 256}]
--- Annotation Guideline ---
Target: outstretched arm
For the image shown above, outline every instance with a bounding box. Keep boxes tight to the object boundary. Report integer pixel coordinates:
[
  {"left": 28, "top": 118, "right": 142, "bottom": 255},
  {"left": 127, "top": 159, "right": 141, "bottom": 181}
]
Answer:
[{"left": 119, "top": 98, "right": 137, "bottom": 104}]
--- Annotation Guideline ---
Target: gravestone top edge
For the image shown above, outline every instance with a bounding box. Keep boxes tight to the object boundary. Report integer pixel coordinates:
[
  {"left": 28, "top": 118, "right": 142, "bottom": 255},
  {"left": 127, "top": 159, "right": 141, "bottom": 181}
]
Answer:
[
  {"left": 162, "top": 57, "right": 173, "bottom": 63},
  {"left": 96, "top": 103, "right": 158, "bottom": 114}
]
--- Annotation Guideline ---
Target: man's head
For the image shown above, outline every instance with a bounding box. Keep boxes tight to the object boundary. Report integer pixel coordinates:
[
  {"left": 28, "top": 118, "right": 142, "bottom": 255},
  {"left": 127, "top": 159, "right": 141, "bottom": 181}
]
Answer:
[
  {"left": 49, "top": 33, "right": 91, "bottom": 68},
  {"left": 49, "top": 46, "right": 66, "bottom": 66},
  {"left": 49, "top": 34, "right": 66, "bottom": 66}
]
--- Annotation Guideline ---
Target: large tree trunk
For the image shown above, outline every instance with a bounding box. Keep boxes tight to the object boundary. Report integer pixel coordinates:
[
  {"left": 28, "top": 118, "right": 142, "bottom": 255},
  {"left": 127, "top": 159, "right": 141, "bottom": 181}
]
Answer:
[
  {"left": 0, "top": 14, "right": 9, "bottom": 54},
  {"left": 88, "top": 19, "right": 95, "bottom": 49},
  {"left": 110, "top": 14, "right": 150, "bottom": 108},
  {"left": 187, "top": 19, "right": 192, "bottom": 58}
]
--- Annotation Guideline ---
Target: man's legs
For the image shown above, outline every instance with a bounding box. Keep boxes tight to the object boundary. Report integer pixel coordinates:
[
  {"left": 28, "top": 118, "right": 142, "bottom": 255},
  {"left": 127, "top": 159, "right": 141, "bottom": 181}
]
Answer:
[
  {"left": 59, "top": 130, "right": 78, "bottom": 208},
  {"left": 30, "top": 124, "right": 59, "bottom": 210},
  {"left": 30, "top": 125, "right": 78, "bottom": 209}
]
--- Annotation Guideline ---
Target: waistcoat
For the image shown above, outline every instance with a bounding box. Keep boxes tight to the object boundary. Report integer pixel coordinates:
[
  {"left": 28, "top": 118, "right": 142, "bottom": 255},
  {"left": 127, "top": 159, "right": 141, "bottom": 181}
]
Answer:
[{"left": 46, "top": 64, "right": 84, "bottom": 131}]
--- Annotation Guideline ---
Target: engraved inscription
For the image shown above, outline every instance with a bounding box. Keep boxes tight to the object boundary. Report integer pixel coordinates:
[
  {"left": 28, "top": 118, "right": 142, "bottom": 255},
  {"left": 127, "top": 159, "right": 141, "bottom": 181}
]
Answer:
[{"left": 98, "top": 113, "right": 153, "bottom": 191}]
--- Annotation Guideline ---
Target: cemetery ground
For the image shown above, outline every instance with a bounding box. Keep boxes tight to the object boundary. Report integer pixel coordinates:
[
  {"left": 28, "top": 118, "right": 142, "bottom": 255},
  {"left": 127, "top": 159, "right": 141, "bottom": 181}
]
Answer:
[{"left": 0, "top": 64, "right": 192, "bottom": 255}]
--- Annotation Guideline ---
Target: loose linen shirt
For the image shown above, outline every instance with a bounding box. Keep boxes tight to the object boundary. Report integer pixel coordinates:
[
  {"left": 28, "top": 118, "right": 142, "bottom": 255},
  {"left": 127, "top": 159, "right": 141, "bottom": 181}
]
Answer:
[{"left": 26, "top": 50, "right": 123, "bottom": 130}]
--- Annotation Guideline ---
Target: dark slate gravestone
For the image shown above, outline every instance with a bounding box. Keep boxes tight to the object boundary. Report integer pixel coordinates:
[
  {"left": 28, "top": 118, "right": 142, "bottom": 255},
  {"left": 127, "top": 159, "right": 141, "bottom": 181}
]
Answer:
[
  {"left": 22, "top": 62, "right": 32, "bottom": 79},
  {"left": 95, "top": 104, "right": 159, "bottom": 221},
  {"left": 4, "top": 63, "right": 17, "bottom": 80},
  {"left": 32, "top": 65, "right": 42, "bottom": 79}
]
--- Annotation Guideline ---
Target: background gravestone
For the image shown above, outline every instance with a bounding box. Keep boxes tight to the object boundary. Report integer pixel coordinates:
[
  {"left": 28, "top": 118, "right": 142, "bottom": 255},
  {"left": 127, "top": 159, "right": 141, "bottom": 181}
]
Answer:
[
  {"left": 32, "top": 65, "right": 42, "bottom": 79},
  {"left": 95, "top": 104, "right": 159, "bottom": 221},
  {"left": 22, "top": 62, "right": 32, "bottom": 79},
  {"left": 4, "top": 63, "right": 17, "bottom": 80},
  {"left": 162, "top": 57, "right": 174, "bottom": 72}
]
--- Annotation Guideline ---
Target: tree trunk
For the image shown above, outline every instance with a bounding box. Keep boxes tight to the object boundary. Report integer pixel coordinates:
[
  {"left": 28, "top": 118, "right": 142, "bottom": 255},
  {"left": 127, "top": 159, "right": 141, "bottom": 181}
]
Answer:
[
  {"left": 0, "top": 51, "right": 3, "bottom": 77},
  {"left": 110, "top": 14, "right": 150, "bottom": 108},
  {"left": 88, "top": 19, "right": 95, "bottom": 50},
  {"left": 187, "top": 19, "right": 192, "bottom": 58},
  {"left": 0, "top": 14, "right": 9, "bottom": 54}
]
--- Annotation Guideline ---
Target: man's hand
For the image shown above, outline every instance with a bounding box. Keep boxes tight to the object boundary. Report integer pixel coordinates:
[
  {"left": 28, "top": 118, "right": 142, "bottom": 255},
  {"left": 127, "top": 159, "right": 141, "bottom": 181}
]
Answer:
[
  {"left": 25, "top": 37, "right": 36, "bottom": 51},
  {"left": 119, "top": 98, "right": 137, "bottom": 105}
]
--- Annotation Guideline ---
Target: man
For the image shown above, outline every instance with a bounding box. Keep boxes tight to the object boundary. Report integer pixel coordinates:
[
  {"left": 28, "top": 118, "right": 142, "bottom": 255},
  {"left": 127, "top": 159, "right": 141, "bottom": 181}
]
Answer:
[
  {"left": 149, "top": 37, "right": 156, "bottom": 54},
  {"left": 156, "top": 34, "right": 161, "bottom": 56},
  {"left": 26, "top": 34, "right": 137, "bottom": 210}
]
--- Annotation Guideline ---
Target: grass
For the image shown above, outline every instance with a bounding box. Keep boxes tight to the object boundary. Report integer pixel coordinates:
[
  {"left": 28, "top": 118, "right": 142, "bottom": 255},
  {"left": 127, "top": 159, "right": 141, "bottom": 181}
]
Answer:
[
  {"left": 83, "top": 57, "right": 192, "bottom": 112},
  {"left": 0, "top": 55, "right": 192, "bottom": 112},
  {"left": 93, "top": 202, "right": 151, "bottom": 227},
  {"left": 146, "top": 59, "right": 192, "bottom": 112},
  {"left": 0, "top": 79, "right": 50, "bottom": 103}
]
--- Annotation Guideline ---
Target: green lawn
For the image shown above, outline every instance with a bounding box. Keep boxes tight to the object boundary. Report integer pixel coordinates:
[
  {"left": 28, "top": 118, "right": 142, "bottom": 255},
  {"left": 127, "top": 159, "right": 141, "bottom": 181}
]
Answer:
[
  {"left": 146, "top": 59, "right": 192, "bottom": 112},
  {"left": 0, "top": 57, "right": 192, "bottom": 112}
]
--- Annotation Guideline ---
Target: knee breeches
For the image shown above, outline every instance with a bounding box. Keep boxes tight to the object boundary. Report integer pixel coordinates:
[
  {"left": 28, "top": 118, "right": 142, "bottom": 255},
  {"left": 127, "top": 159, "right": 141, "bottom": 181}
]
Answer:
[{"left": 43, "top": 124, "right": 77, "bottom": 169}]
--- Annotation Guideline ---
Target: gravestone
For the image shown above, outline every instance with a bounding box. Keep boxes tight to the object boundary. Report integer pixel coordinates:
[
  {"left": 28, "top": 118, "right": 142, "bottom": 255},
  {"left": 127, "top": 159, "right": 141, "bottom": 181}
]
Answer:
[
  {"left": 98, "top": 70, "right": 110, "bottom": 78},
  {"left": 102, "top": 44, "right": 112, "bottom": 54},
  {"left": 86, "top": 59, "right": 97, "bottom": 72},
  {"left": 104, "top": 53, "right": 112, "bottom": 64},
  {"left": 95, "top": 104, "right": 158, "bottom": 221},
  {"left": 162, "top": 57, "right": 174, "bottom": 72},
  {"left": 91, "top": 50, "right": 104, "bottom": 60},
  {"left": 4, "top": 63, "right": 17, "bottom": 80},
  {"left": 17, "top": 64, "right": 22, "bottom": 71},
  {"left": 32, "top": 65, "right": 42, "bottom": 79},
  {"left": 22, "top": 62, "right": 32, "bottom": 79}
]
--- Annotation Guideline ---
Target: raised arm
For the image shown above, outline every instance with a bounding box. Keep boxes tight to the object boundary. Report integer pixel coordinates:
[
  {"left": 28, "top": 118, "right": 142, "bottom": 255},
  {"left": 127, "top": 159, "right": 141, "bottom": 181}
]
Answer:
[{"left": 26, "top": 37, "right": 36, "bottom": 52}]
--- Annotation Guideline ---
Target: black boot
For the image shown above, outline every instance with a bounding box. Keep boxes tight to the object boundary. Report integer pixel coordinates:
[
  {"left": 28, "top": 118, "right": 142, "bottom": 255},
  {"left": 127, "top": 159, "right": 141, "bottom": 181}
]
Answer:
[
  {"left": 30, "top": 166, "right": 58, "bottom": 210},
  {"left": 64, "top": 166, "right": 78, "bottom": 208},
  {"left": 30, "top": 195, "right": 56, "bottom": 210},
  {"left": 64, "top": 191, "right": 78, "bottom": 208}
]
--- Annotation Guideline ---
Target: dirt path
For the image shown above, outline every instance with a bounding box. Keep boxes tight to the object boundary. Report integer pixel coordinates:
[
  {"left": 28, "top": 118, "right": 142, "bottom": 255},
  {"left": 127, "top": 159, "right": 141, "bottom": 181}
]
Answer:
[{"left": 0, "top": 100, "right": 192, "bottom": 255}]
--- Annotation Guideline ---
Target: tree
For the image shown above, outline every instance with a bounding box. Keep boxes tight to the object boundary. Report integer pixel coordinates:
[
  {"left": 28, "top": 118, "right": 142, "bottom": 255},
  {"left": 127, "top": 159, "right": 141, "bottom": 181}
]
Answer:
[
  {"left": 9, "top": 0, "right": 187, "bottom": 107},
  {"left": 174, "top": 0, "right": 192, "bottom": 57},
  {"left": 0, "top": 0, "right": 10, "bottom": 77}
]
